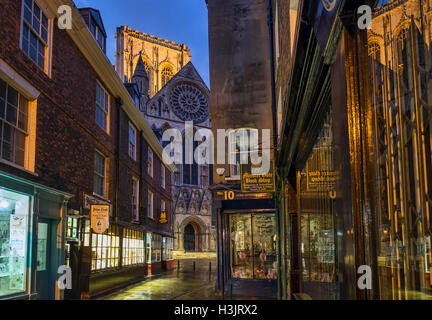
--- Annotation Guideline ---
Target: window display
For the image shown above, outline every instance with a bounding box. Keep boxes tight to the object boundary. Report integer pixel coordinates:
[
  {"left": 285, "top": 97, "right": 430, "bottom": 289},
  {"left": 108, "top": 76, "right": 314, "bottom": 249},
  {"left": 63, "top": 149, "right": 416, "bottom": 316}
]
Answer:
[
  {"left": 230, "top": 214, "right": 277, "bottom": 280},
  {"left": 122, "top": 228, "right": 145, "bottom": 266},
  {"left": 91, "top": 225, "right": 120, "bottom": 271},
  {"left": 0, "top": 189, "right": 30, "bottom": 297},
  {"left": 146, "top": 233, "right": 162, "bottom": 263},
  {"left": 163, "top": 237, "right": 174, "bottom": 261}
]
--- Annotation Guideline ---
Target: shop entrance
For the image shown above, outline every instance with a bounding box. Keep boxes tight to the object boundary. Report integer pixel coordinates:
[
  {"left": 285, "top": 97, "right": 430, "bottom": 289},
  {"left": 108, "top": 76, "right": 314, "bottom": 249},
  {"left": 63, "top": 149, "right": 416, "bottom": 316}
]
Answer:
[
  {"left": 184, "top": 224, "right": 195, "bottom": 252},
  {"left": 36, "top": 220, "right": 52, "bottom": 300}
]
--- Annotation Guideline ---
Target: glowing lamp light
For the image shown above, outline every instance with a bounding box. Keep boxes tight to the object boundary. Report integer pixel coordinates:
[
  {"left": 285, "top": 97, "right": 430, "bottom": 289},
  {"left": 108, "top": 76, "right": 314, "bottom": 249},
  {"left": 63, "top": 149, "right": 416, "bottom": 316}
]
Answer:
[{"left": 0, "top": 200, "right": 10, "bottom": 209}]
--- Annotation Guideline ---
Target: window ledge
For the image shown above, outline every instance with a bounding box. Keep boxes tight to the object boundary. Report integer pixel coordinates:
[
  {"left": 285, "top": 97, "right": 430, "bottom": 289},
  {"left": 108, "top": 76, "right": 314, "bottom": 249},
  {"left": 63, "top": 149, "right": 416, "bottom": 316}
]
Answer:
[
  {"left": 92, "top": 192, "right": 111, "bottom": 203},
  {"left": 0, "top": 158, "right": 39, "bottom": 177}
]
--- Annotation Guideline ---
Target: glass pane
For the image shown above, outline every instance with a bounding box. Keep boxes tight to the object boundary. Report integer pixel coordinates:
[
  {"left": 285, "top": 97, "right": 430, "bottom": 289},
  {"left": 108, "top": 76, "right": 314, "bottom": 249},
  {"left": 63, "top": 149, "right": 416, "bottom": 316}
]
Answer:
[
  {"left": 0, "top": 79, "right": 6, "bottom": 99},
  {"left": 230, "top": 214, "right": 252, "bottom": 279},
  {"left": 0, "top": 189, "right": 30, "bottom": 297},
  {"left": 252, "top": 215, "right": 277, "bottom": 280},
  {"left": 0, "top": 100, "right": 6, "bottom": 120},
  {"left": 24, "top": 6, "right": 32, "bottom": 25},
  {"left": 6, "top": 104, "right": 17, "bottom": 126},
  {"left": 6, "top": 87, "right": 18, "bottom": 107},
  {"left": 37, "top": 223, "right": 48, "bottom": 271}
]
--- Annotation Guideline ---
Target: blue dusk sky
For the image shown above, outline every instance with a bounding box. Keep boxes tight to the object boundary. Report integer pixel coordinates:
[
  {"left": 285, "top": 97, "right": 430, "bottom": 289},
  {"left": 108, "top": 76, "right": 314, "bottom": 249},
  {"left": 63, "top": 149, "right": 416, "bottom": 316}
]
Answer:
[{"left": 73, "top": 0, "right": 210, "bottom": 87}]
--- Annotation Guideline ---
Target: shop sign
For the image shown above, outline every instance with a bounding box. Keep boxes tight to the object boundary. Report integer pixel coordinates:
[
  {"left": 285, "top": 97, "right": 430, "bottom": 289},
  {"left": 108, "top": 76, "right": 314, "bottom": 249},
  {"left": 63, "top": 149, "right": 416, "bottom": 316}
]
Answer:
[
  {"left": 307, "top": 170, "right": 339, "bottom": 191},
  {"left": 213, "top": 190, "right": 273, "bottom": 201},
  {"left": 90, "top": 204, "right": 110, "bottom": 234},
  {"left": 241, "top": 162, "right": 275, "bottom": 193},
  {"left": 83, "top": 193, "right": 112, "bottom": 212},
  {"left": 159, "top": 211, "right": 168, "bottom": 224}
]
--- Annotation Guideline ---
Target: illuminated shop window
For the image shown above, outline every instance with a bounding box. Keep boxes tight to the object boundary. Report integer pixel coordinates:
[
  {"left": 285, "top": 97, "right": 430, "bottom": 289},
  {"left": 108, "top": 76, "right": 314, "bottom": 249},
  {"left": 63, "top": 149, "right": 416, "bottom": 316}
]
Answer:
[
  {"left": 230, "top": 214, "right": 277, "bottom": 280},
  {"left": 122, "top": 228, "right": 145, "bottom": 266},
  {"left": 0, "top": 188, "right": 31, "bottom": 297},
  {"left": 91, "top": 225, "right": 120, "bottom": 271},
  {"left": 163, "top": 237, "right": 173, "bottom": 261}
]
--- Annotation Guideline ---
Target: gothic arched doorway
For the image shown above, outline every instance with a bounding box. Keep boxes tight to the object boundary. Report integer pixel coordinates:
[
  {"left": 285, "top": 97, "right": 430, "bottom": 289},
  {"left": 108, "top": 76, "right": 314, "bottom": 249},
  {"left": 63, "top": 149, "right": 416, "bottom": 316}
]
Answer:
[{"left": 184, "top": 224, "right": 195, "bottom": 251}]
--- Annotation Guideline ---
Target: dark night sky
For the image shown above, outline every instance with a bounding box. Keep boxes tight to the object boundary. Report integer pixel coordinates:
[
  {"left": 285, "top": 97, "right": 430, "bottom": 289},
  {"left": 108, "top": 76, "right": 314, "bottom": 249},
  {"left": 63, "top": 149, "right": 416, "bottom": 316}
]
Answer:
[{"left": 73, "top": 0, "right": 210, "bottom": 87}]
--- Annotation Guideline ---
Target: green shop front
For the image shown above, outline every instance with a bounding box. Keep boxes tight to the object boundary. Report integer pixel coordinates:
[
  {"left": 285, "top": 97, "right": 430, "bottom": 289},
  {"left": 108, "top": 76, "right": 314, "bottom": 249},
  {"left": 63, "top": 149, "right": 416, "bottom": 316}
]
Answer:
[{"left": 0, "top": 171, "right": 71, "bottom": 300}]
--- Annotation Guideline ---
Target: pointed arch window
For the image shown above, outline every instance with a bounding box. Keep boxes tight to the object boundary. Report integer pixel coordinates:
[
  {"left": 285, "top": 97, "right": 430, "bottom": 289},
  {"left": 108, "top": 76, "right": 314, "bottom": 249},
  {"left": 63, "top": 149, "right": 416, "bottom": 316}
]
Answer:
[{"left": 161, "top": 67, "right": 174, "bottom": 87}]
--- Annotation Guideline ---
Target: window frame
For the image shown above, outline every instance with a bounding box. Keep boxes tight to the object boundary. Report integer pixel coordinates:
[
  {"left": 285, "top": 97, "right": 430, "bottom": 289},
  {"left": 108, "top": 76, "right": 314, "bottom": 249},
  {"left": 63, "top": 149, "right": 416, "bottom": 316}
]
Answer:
[
  {"left": 20, "top": 0, "right": 53, "bottom": 76},
  {"left": 161, "top": 165, "right": 166, "bottom": 189},
  {"left": 132, "top": 177, "right": 139, "bottom": 222},
  {"left": 95, "top": 80, "right": 109, "bottom": 133},
  {"left": 147, "top": 190, "right": 154, "bottom": 219},
  {"left": 147, "top": 148, "right": 153, "bottom": 178},
  {"left": 0, "top": 79, "right": 30, "bottom": 168},
  {"left": 93, "top": 150, "right": 107, "bottom": 197},
  {"left": 128, "top": 122, "right": 137, "bottom": 161}
]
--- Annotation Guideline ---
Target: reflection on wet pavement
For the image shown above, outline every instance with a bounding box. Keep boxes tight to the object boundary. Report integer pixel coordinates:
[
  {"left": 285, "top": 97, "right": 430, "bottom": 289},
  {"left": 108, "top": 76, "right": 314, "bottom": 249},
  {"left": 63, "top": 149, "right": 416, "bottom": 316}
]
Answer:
[{"left": 101, "top": 259, "right": 219, "bottom": 300}]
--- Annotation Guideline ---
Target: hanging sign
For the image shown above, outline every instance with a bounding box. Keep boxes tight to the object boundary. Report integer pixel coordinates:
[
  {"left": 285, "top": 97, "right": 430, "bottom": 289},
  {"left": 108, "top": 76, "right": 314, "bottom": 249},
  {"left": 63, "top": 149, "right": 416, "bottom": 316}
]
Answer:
[
  {"left": 159, "top": 211, "right": 168, "bottom": 224},
  {"left": 241, "top": 161, "right": 276, "bottom": 193},
  {"left": 90, "top": 204, "right": 110, "bottom": 234}
]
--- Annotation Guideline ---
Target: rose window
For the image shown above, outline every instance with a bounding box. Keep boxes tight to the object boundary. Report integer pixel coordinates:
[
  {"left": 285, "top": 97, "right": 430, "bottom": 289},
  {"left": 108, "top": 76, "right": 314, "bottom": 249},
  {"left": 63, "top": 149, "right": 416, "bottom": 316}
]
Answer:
[{"left": 170, "top": 84, "right": 208, "bottom": 123}]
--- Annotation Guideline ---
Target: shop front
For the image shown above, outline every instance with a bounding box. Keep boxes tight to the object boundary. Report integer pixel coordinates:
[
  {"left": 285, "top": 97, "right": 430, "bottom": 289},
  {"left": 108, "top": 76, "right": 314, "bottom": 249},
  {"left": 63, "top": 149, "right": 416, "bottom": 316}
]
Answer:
[
  {"left": 0, "top": 172, "right": 71, "bottom": 300},
  {"left": 275, "top": 0, "right": 432, "bottom": 301},
  {"left": 213, "top": 189, "right": 277, "bottom": 298}
]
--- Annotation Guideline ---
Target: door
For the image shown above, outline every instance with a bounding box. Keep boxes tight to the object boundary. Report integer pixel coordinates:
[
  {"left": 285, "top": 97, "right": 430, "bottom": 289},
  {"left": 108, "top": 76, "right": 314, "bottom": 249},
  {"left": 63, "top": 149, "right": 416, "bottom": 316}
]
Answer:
[
  {"left": 36, "top": 221, "right": 51, "bottom": 299},
  {"left": 184, "top": 224, "right": 195, "bottom": 252}
]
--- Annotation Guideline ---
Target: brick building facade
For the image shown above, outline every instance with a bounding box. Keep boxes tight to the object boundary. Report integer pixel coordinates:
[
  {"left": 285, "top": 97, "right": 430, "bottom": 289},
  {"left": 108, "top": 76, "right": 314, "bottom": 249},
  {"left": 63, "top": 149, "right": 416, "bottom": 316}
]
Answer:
[{"left": 0, "top": 0, "right": 175, "bottom": 300}]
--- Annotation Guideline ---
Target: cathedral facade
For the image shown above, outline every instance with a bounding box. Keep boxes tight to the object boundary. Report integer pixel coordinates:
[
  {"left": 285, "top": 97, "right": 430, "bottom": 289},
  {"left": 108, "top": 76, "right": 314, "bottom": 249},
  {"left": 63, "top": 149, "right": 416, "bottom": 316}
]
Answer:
[{"left": 115, "top": 26, "right": 216, "bottom": 254}]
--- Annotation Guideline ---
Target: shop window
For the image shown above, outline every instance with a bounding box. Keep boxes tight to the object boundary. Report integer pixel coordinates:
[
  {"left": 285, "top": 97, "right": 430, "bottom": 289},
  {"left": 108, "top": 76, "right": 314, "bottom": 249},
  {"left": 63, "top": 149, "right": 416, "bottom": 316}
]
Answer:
[
  {"left": 0, "top": 79, "right": 29, "bottom": 168},
  {"left": 230, "top": 214, "right": 277, "bottom": 280},
  {"left": 146, "top": 233, "right": 162, "bottom": 263},
  {"left": 91, "top": 225, "right": 120, "bottom": 271},
  {"left": 128, "top": 122, "right": 137, "bottom": 160},
  {"left": 96, "top": 81, "right": 109, "bottom": 132},
  {"left": 146, "top": 233, "right": 152, "bottom": 263},
  {"left": 122, "top": 229, "right": 145, "bottom": 266},
  {"left": 93, "top": 150, "right": 107, "bottom": 197},
  {"left": 66, "top": 217, "right": 80, "bottom": 239},
  {"left": 0, "top": 188, "right": 31, "bottom": 297},
  {"left": 151, "top": 234, "right": 162, "bottom": 263},
  {"left": 21, "top": 0, "right": 52, "bottom": 74},
  {"left": 163, "top": 237, "right": 173, "bottom": 261}
]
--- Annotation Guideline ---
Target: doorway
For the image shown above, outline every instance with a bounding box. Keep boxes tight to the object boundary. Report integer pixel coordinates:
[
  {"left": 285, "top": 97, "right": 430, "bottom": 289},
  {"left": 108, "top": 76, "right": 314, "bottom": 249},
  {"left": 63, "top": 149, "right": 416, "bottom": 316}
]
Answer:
[
  {"left": 36, "top": 220, "right": 51, "bottom": 299},
  {"left": 184, "top": 224, "right": 195, "bottom": 252}
]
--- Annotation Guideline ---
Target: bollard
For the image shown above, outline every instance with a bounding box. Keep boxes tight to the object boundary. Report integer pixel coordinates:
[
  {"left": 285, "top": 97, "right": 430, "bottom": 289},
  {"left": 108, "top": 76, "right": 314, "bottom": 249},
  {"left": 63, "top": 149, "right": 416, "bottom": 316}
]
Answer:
[
  {"left": 209, "top": 261, "right": 212, "bottom": 273},
  {"left": 193, "top": 261, "right": 196, "bottom": 273},
  {"left": 177, "top": 260, "right": 180, "bottom": 274}
]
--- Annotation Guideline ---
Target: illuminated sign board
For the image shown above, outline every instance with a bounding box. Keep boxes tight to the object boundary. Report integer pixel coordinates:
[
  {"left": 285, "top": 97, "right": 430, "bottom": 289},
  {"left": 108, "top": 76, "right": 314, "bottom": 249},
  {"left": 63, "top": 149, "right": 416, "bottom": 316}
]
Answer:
[
  {"left": 241, "top": 162, "right": 275, "bottom": 193},
  {"left": 90, "top": 204, "right": 110, "bottom": 234}
]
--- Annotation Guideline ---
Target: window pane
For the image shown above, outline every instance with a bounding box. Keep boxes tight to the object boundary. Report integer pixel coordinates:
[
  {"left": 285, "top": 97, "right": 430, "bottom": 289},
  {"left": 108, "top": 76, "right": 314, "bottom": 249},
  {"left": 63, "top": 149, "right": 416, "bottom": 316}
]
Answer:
[
  {"left": 0, "top": 79, "right": 6, "bottom": 99},
  {"left": 0, "top": 100, "right": 5, "bottom": 120},
  {"left": 24, "top": 6, "right": 32, "bottom": 25},
  {"left": 32, "top": 17, "right": 40, "bottom": 34},
  {"left": 6, "top": 104, "right": 17, "bottom": 126},
  {"left": 41, "top": 14, "right": 48, "bottom": 29},
  {"left": 7, "top": 87, "right": 18, "bottom": 107},
  {"left": 230, "top": 214, "right": 253, "bottom": 279}
]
